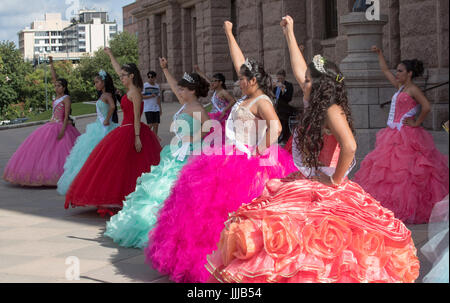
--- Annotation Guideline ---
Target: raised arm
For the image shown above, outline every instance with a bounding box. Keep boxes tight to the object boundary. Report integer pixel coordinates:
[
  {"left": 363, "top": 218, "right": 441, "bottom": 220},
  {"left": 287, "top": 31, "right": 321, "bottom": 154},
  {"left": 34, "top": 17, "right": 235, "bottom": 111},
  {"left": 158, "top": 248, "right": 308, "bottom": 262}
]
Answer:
[
  {"left": 281, "top": 16, "right": 308, "bottom": 96},
  {"left": 193, "top": 65, "right": 211, "bottom": 84},
  {"left": 224, "top": 21, "right": 245, "bottom": 76},
  {"left": 104, "top": 47, "right": 122, "bottom": 77},
  {"left": 48, "top": 56, "right": 57, "bottom": 85},
  {"left": 372, "top": 46, "right": 399, "bottom": 89},
  {"left": 159, "top": 57, "right": 184, "bottom": 104}
]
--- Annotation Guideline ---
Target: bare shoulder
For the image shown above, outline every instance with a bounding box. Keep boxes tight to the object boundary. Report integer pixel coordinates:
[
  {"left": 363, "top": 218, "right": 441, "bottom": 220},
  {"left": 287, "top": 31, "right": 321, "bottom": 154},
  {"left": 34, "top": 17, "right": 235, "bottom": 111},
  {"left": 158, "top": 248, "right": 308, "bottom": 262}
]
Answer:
[
  {"left": 128, "top": 89, "right": 142, "bottom": 103},
  {"left": 327, "top": 104, "right": 346, "bottom": 117}
]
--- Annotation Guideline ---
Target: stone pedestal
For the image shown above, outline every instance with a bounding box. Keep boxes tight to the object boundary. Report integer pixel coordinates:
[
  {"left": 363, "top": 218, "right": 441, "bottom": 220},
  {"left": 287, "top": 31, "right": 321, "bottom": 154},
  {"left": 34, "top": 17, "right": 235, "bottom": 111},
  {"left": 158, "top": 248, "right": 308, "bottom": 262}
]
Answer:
[{"left": 339, "top": 12, "right": 391, "bottom": 160}]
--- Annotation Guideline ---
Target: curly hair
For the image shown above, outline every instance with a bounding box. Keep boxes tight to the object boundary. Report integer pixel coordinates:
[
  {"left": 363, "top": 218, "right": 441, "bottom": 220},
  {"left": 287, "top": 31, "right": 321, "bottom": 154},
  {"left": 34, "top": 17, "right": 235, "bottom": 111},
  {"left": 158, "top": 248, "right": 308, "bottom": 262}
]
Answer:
[{"left": 294, "top": 58, "right": 355, "bottom": 171}]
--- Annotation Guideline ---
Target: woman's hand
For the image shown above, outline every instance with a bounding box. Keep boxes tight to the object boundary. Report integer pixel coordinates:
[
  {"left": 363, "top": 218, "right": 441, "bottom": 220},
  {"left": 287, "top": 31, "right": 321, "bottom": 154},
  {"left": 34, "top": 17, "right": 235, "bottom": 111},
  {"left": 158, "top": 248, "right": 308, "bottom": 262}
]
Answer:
[
  {"left": 103, "top": 120, "right": 110, "bottom": 126},
  {"left": 312, "top": 171, "right": 339, "bottom": 187},
  {"left": 280, "top": 15, "right": 294, "bottom": 35},
  {"left": 403, "top": 117, "right": 419, "bottom": 127},
  {"left": 371, "top": 45, "right": 382, "bottom": 55},
  {"left": 135, "top": 136, "right": 142, "bottom": 153},
  {"left": 104, "top": 47, "right": 112, "bottom": 56},
  {"left": 57, "top": 130, "right": 64, "bottom": 140},
  {"left": 223, "top": 21, "right": 233, "bottom": 34},
  {"left": 159, "top": 57, "right": 168, "bottom": 69}
]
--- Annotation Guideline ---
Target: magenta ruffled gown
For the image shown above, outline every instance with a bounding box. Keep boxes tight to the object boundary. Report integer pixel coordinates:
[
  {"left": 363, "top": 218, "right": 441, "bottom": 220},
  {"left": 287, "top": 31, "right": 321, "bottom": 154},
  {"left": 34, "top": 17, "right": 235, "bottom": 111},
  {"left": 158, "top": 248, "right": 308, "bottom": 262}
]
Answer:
[
  {"left": 353, "top": 88, "right": 449, "bottom": 224},
  {"left": 145, "top": 95, "right": 297, "bottom": 283},
  {"left": 3, "top": 95, "right": 81, "bottom": 186}
]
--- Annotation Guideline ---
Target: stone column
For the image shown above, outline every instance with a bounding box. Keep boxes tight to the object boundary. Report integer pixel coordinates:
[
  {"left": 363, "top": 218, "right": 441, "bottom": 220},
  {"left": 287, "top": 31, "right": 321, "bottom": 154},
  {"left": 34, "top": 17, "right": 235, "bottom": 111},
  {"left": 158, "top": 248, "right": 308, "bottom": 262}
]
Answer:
[{"left": 339, "top": 12, "right": 389, "bottom": 168}]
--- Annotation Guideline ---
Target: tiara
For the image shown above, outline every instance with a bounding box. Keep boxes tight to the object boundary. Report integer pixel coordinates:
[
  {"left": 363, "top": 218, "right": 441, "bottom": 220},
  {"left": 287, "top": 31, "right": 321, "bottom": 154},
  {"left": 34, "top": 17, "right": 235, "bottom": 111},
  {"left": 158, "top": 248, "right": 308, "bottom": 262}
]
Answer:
[
  {"left": 183, "top": 72, "right": 195, "bottom": 84},
  {"left": 243, "top": 58, "right": 253, "bottom": 72},
  {"left": 313, "top": 55, "right": 327, "bottom": 74},
  {"left": 99, "top": 69, "right": 107, "bottom": 80}
]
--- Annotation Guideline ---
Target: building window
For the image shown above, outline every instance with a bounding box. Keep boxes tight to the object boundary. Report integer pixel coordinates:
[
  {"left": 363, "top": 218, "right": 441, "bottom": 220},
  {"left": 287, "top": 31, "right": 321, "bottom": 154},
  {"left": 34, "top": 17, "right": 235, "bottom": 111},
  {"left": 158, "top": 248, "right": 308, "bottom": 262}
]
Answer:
[
  {"left": 325, "top": 0, "right": 338, "bottom": 39},
  {"left": 45, "top": 39, "right": 49, "bottom": 44},
  {"left": 51, "top": 39, "right": 57, "bottom": 44},
  {"left": 109, "top": 25, "right": 117, "bottom": 31}
]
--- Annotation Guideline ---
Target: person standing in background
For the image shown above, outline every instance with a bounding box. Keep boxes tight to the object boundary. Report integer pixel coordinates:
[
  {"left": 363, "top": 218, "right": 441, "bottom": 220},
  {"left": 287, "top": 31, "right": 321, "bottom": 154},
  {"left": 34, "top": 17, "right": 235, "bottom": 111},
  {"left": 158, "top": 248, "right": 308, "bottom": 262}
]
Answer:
[{"left": 143, "top": 71, "right": 162, "bottom": 136}]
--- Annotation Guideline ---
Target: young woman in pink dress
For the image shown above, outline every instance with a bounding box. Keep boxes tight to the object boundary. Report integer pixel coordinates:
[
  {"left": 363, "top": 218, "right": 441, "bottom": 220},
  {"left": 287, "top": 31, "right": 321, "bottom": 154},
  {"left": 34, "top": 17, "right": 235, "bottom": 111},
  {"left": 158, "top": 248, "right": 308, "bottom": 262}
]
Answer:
[
  {"left": 64, "top": 48, "right": 161, "bottom": 216},
  {"left": 3, "top": 56, "right": 80, "bottom": 186},
  {"left": 206, "top": 16, "right": 419, "bottom": 284},
  {"left": 353, "top": 46, "right": 449, "bottom": 224},
  {"left": 145, "top": 20, "right": 297, "bottom": 283}
]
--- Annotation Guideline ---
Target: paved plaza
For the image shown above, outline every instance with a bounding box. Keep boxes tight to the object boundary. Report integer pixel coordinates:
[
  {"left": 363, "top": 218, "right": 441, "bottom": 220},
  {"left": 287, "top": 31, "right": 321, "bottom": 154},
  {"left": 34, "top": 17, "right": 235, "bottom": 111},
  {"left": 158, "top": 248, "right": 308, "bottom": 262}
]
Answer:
[{"left": 0, "top": 101, "right": 448, "bottom": 283}]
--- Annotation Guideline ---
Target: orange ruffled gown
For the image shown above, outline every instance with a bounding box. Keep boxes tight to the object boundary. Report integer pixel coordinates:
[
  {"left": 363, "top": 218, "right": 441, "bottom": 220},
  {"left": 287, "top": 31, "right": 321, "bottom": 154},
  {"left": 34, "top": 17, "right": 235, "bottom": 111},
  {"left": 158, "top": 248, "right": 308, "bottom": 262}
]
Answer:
[{"left": 206, "top": 133, "right": 420, "bottom": 283}]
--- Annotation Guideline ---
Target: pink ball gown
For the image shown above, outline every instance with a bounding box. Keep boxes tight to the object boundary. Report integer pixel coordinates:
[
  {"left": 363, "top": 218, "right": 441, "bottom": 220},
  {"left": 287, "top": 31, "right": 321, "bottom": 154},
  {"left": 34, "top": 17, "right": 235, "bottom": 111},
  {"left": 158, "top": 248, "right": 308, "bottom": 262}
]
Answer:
[
  {"left": 3, "top": 95, "right": 81, "bottom": 186},
  {"left": 206, "top": 130, "right": 420, "bottom": 283},
  {"left": 207, "top": 91, "right": 231, "bottom": 142},
  {"left": 353, "top": 86, "right": 449, "bottom": 224},
  {"left": 146, "top": 95, "right": 297, "bottom": 283}
]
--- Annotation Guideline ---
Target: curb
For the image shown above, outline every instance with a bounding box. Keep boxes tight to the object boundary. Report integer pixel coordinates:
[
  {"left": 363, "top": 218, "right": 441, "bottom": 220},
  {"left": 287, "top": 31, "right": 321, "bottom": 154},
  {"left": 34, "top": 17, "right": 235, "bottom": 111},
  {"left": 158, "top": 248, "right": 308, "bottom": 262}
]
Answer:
[{"left": 0, "top": 111, "right": 123, "bottom": 131}]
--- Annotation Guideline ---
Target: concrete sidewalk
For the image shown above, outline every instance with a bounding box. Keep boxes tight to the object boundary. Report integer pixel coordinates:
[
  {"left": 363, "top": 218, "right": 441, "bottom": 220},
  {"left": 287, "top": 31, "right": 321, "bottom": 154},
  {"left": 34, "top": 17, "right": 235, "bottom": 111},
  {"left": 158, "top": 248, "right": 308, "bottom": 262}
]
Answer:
[{"left": 0, "top": 101, "right": 447, "bottom": 283}]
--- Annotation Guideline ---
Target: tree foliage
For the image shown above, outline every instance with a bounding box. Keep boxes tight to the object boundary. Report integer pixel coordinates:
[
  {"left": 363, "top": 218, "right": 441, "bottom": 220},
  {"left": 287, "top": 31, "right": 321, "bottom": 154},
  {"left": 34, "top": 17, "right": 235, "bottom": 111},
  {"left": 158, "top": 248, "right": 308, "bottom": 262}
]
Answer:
[{"left": 0, "top": 31, "right": 139, "bottom": 120}]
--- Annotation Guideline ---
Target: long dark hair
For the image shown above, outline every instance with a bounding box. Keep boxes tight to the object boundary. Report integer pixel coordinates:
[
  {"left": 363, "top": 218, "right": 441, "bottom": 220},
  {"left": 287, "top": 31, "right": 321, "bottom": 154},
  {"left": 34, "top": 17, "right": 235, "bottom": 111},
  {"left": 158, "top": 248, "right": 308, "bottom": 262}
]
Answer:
[
  {"left": 121, "top": 63, "right": 143, "bottom": 90},
  {"left": 57, "top": 78, "right": 69, "bottom": 95},
  {"left": 239, "top": 58, "right": 274, "bottom": 98},
  {"left": 96, "top": 71, "right": 119, "bottom": 123},
  {"left": 294, "top": 56, "right": 355, "bottom": 170},
  {"left": 400, "top": 59, "right": 424, "bottom": 79},
  {"left": 213, "top": 73, "right": 227, "bottom": 90},
  {"left": 178, "top": 72, "right": 210, "bottom": 98}
]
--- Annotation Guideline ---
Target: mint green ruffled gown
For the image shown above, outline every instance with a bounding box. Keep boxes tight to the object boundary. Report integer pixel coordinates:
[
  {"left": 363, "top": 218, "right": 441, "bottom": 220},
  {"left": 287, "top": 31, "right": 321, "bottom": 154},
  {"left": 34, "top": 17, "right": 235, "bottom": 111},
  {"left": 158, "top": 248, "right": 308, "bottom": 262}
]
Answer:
[
  {"left": 57, "top": 99, "right": 118, "bottom": 195},
  {"left": 104, "top": 110, "right": 200, "bottom": 249}
]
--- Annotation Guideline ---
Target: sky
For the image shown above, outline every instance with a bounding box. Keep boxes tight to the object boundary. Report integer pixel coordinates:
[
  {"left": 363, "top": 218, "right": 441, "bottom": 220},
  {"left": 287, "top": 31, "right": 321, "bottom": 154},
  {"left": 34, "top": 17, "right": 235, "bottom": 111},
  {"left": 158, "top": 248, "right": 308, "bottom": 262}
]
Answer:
[{"left": 0, "top": 0, "right": 133, "bottom": 47}]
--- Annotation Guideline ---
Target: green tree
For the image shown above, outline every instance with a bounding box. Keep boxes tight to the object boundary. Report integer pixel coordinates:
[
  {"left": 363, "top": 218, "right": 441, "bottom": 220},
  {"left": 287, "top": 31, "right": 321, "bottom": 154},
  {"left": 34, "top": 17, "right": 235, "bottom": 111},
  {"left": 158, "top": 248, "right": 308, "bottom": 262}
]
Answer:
[
  {"left": 0, "top": 41, "right": 33, "bottom": 115},
  {"left": 77, "top": 31, "right": 139, "bottom": 95}
]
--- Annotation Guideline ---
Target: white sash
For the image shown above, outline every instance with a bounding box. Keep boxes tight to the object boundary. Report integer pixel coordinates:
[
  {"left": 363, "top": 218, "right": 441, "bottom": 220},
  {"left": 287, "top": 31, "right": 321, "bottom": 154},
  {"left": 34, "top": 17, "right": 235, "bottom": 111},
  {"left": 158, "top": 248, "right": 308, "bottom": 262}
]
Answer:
[
  {"left": 171, "top": 104, "right": 191, "bottom": 161},
  {"left": 211, "top": 91, "right": 223, "bottom": 113},
  {"left": 291, "top": 130, "right": 355, "bottom": 178},
  {"left": 386, "top": 86, "right": 420, "bottom": 131},
  {"left": 52, "top": 95, "right": 67, "bottom": 112}
]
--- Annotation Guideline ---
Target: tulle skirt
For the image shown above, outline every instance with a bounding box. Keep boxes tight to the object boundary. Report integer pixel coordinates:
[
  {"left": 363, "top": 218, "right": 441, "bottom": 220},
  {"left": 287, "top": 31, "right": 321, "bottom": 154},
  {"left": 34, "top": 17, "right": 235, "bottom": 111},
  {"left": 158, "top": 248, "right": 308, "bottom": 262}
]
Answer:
[
  {"left": 421, "top": 195, "right": 449, "bottom": 283},
  {"left": 104, "top": 144, "right": 191, "bottom": 248},
  {"left": 353, "top": 126, "right": 449, "bottom": 224},
  {"left": 145, "top": 144, "right": 297, "bottom": 283},
  {"left": 206, "top": 175, "right": 420, "bottom": 283},
  {"left": 57, "top": 119, "right": 118, "bottom": 195},
  {"left": 65, "top": 123, "right": 161, "bottom": 209},
  {"left": 3, "top": 122, "right": 80, "bottom": 186}
]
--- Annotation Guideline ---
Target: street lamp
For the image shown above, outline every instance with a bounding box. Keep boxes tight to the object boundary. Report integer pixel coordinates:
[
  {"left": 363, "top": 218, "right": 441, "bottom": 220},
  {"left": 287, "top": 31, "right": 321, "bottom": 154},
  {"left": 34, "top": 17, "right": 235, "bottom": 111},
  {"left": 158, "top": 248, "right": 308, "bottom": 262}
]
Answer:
[{"left": 40, "top": 47, "right": 49, "bottom": 111}]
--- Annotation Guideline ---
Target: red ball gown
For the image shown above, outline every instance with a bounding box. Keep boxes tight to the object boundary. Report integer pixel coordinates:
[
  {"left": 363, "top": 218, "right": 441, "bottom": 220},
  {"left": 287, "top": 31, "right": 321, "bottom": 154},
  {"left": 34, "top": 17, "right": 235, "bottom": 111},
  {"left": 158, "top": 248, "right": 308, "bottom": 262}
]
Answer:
[{"left": 64, "top": 94, "right": 161, "bottom": 211}]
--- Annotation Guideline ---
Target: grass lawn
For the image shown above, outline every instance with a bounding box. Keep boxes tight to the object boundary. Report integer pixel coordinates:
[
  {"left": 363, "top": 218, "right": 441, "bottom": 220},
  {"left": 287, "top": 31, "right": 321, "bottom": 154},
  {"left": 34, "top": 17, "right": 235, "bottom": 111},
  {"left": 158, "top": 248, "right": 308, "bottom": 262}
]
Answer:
[{"left": 28, "top": 102, "right": 97, "bottom": 122}]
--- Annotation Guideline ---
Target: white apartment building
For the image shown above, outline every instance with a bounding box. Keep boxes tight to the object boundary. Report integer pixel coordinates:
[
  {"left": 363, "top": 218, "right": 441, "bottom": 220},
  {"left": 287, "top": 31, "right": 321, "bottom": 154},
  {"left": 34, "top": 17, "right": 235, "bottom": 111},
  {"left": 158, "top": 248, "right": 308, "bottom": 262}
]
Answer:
[
  {"left": 18, "top": 11, "right": 117, "bottom": 63},
  {"left": 18, "top": 13, "right": 71, "bottom": 62},
  {"left": 62, "top": 10, "right": 117, "bottom": 54}
]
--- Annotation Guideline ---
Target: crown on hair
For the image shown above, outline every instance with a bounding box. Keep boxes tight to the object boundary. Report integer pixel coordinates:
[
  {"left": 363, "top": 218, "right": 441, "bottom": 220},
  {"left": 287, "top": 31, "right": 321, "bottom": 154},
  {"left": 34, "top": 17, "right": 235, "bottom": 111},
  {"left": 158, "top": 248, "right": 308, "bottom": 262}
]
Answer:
[
  {"left": 313, "top": 55, "right": 327, "bottom": 75},
  {"left": 183, "top": 72, "right": 195, "bottom": 84},
  {"left": 243, "top": 58, "right": 253, "bottom": 72}
]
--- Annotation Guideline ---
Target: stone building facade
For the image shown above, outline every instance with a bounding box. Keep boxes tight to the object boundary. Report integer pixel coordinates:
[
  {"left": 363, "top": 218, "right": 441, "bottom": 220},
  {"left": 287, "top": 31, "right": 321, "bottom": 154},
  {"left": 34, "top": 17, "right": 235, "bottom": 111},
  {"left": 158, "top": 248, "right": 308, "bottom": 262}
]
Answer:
[
  {"left": 123, "top": 2, "right": 140, "bottom": 37},
  {"left": 129, "top": 0, "right": 449, "bottom": 156}
]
